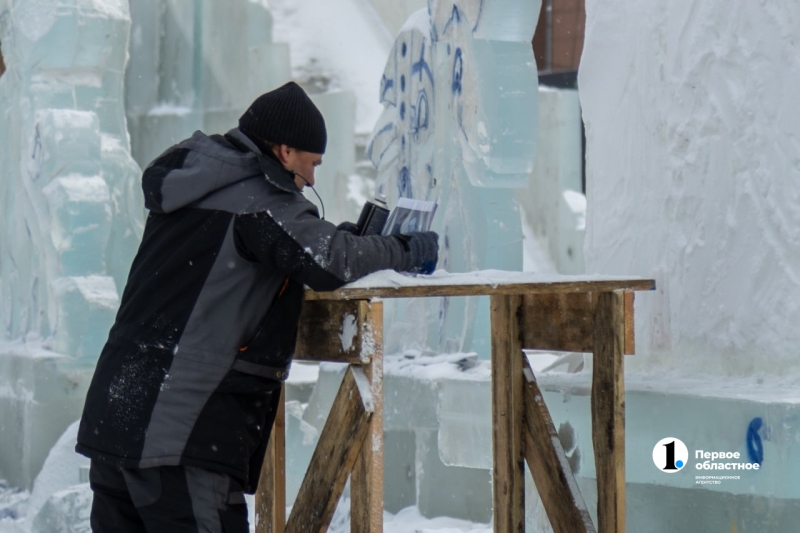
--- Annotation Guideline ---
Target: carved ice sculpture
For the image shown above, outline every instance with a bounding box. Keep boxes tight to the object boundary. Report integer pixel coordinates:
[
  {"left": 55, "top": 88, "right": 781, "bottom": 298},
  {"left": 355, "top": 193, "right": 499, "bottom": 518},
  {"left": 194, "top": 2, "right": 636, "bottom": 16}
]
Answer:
[
  {"left": 0, "top": 0, "right": 143, "bottom": 364},
  {"left": 124, "top": 0, "right": 360, "bottom": 224},
  {"left": 368, "top": 0, "right": 539, "bottom": 356},
  {"left": 124, "top": 0, "right": 293, "bottom": 168}
]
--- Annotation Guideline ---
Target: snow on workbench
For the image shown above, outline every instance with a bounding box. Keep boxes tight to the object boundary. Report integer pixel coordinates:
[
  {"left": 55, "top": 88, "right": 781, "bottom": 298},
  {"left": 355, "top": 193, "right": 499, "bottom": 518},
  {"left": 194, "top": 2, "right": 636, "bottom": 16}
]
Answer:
[{"left": 334, "top": 269, "right": 654, "bottom": 290}]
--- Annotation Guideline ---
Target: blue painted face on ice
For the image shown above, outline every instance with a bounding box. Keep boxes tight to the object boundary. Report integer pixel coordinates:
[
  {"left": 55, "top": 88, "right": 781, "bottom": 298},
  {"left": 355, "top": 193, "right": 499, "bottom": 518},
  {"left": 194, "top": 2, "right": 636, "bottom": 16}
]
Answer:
[
  {"left": 367, "top": 0, "right": 539, "bottom": 222},
  {"left": 365, "top": 0, "right": 539, "bottom": 354}
]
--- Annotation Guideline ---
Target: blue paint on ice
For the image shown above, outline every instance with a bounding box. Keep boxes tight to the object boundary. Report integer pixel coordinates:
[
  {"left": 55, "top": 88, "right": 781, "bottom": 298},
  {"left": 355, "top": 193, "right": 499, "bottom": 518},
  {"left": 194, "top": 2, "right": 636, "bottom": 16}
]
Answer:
[
  {"left": 747, "top": 417, "right": 764, "bottom": 465},
  {"left": 451, "top": 48, "right": 463, "bottom": 94}
]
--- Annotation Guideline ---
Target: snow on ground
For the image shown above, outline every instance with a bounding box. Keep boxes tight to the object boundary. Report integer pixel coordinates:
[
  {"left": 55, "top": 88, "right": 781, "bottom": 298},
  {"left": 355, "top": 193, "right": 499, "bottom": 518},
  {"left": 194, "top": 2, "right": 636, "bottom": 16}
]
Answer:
[
  {"left": 327, "top": 502, "right": 491, "bottom": 533},
  {"left": 0, "top": 481, "right": 28, "bottom": 526},
  {"left": 0, "top": 483, "right": 491, "bottom": 533},
  {"left": 0, "top": 348, "right": 573, "bottom": 533}
]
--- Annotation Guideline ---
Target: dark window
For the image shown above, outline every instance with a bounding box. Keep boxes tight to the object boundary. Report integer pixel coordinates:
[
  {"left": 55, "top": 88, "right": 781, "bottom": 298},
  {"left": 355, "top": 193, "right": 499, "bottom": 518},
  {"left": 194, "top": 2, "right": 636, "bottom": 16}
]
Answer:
[{"left": 0, "top": 41, "right": 5, "bottom": 78}]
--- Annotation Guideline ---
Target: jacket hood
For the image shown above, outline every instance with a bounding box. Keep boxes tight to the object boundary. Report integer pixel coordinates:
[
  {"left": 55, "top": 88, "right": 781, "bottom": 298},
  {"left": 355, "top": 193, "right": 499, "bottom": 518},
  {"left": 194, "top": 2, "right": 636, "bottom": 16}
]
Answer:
[{"left": 143, "top": 128, "right": 299, "bottom": 214}]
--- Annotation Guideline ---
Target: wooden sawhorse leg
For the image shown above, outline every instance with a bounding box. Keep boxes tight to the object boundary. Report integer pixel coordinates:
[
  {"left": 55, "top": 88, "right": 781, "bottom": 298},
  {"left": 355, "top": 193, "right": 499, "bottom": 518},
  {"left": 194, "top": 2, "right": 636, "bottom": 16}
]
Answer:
[
  {"left": 491, "top": 294, "right": 525, "bottom": 533},
  {"left": 591, "top": 291, "right": 626, "bottom": 533},
  {"left": 255, "top": 299, "right": 384, "bottom": 533},
  {"left": 256, "top": 388, "right": 286, "bottom": 533},
  {"left": 351, "top": 300, "right": 384, "bottom": 532},
  {"left": 494, "top": 290, "right": 631, "bottom": 533}
]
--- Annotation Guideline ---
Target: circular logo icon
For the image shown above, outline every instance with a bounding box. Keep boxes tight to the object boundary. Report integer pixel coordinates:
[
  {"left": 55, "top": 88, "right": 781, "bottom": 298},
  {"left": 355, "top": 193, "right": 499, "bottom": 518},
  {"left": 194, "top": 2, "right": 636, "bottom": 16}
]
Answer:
[{"left": 653, "top": 437, "right": 689, "bottom": 473}]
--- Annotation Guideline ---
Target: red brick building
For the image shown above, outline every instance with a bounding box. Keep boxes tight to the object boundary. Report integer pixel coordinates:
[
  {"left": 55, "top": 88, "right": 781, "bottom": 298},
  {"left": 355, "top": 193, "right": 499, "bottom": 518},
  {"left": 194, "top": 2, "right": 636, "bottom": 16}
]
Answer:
[{"left": 533, "top": 0, "right": 585, "bottom": 73}]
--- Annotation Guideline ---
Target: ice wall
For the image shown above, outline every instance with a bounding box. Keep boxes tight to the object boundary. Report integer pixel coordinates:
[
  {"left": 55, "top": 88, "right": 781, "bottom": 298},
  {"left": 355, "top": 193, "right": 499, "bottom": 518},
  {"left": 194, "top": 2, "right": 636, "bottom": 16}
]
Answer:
[
  {"left": 125, "top": 0, "right": 362, "bottom": 225},
  {"left": 368, "top": 0, "right": 539, "bottom": 357},
  {"left": 580, "top": 0, "right": 800, "bottom": 376},
  {"left": 125, "top": 0, "right": 292, "bottom": 167},
  {"left": 0, "top": 0, "right": 143, "bottom": 490},
  {"left": 0, "top": 0, "right": 142, "bottom": 363},
  {"left": 269, "top": 0, "right": 393, "bottom": 136},
  {"left": 516, "top": 87, "right": 585, "bottom": 275}
]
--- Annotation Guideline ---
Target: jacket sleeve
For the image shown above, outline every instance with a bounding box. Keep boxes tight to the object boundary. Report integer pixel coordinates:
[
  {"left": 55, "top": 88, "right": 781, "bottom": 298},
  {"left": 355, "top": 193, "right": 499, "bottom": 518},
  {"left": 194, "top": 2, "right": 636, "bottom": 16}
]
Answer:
[{"left": 234, "top": 193, "right": 413, "bottom": 292}]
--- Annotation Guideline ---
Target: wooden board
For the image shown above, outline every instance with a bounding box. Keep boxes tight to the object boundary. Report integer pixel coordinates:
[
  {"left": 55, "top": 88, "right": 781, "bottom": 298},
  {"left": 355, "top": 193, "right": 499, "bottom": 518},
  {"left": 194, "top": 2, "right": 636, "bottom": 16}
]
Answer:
[
  {"left": 295, "top": 299, "right": 370, "bottom": 364},
  {"left": 521, "top": 292, "right": 595, "bottom": 353},
  {"left": 522, "top": 359, "right": 595, "bottom": 533},
  {"left": 255, "top": 388, "right": 286, "bottom": 533},
  {"left": 351, "top": 300, "right": 384, "bottom": 532},
  {"left": 490, "top": 294, "right": 525, "bottom": 533},
  {"left": 624, "top": 292, "right": 635, "bottom": 355},
  {"left": 285, "top": 366, "right": 373, "bottom": 533},
  {"left": 305, "top": 272, "right": 655, "bottom": 301},
  {"left": 591, "top": 291, "right": 626, "bottom": 533},
  {"left": 520, "top": 291, "right": 636, "bottom": 355}
]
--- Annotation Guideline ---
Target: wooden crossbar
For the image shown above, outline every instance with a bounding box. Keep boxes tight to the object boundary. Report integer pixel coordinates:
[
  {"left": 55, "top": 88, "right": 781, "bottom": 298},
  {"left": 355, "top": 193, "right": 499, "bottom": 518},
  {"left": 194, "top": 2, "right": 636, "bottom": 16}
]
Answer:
[
  {"left": 295, "top": 300, "right": 370, "bottom": 364},
  {"left": 284, "top": 366, "right": 373, "bottom": 532},
  {"left": 305, "top": 276, "right": 655, "bottom": 301},
  {"left": 520, "top": 292, "right": 635, "bottom": 355},
  {"left": 522, "top": 358, "right": 595, "bottom": 533}
]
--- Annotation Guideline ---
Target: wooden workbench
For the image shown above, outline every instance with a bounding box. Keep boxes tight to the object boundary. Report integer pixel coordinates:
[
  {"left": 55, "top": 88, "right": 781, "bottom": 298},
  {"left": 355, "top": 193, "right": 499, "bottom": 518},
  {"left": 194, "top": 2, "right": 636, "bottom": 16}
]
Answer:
[{"left": 255, "top": 270, "right": 656, "bottom": 533}]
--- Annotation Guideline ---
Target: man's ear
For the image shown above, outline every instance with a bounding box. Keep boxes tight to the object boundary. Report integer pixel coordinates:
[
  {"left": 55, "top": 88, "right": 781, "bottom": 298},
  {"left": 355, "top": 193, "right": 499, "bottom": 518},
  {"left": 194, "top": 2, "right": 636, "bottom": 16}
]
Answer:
[
  {"left": 279, "top": 144, "right": 293, "bottom": 163},
  {"left": 272, "top": 144, "right": 289, "bottom": 165}
]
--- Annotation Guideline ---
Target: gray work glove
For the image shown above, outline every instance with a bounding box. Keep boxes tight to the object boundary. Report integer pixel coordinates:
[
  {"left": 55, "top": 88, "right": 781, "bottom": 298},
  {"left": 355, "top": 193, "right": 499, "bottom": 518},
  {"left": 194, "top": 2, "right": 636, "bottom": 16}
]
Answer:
[
  {"left": 397, "top": 231, "right": 439, "bottom": 275},
  {"left": 336, "top": 221, "right": 359, "bottom": 234}
]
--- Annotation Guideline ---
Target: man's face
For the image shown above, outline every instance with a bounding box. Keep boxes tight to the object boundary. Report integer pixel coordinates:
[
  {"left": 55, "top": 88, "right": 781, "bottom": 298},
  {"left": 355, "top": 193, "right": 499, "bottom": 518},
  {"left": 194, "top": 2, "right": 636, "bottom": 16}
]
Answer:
[{"left": 277, "top": 145, "right": 323, "bottom": 189}]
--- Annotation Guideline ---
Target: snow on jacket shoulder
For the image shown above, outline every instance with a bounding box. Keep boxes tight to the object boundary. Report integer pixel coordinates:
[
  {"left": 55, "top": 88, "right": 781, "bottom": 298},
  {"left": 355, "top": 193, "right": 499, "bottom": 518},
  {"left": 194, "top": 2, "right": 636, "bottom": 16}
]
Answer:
[{"left": 76, "top": 128, "right": 411, "bottom": 492}]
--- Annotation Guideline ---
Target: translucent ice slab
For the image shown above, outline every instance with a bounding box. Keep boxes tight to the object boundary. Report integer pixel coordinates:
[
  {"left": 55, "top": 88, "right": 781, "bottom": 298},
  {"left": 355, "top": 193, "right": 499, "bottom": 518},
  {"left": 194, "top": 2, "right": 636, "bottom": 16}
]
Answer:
[
  {"left": 516, "top": 87, "right": 585, "bottom": 275},
  {"left": 125, "top": 0, "right": 292, "bottom": 167},
  {"left": 0, "top": 0, "right": 142, "bottom": 490},
  {"left": 367, "top": 1, "right": 539, "bottom": 357},
  {"left": 0, "top": 0, "right": 142, "bottom": 360}
]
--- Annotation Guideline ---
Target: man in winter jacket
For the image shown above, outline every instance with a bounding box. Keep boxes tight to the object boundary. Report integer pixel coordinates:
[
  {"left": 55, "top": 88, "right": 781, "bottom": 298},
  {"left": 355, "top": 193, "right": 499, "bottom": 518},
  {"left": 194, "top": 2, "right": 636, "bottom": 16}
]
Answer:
[{"left": 76, "top": 81, "right": 439, "bottom": 532}]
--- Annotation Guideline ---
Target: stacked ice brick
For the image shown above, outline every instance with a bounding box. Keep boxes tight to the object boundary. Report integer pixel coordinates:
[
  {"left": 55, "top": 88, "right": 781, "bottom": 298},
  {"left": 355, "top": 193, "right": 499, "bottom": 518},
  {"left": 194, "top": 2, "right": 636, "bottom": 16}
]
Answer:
[
  {"left": 367, "top": 0, "right": 539, "bottom": 357},
  {"left": 124, "top": 0, "right": 292, "bottom": 167},
  {"left": 124, "top": 0, "right": 360, "bottom": 225},
  {"left": 0, "top": 0, "right": 144, "bottom": 489},
  {"left": 0, "top": 0, "right": 143, "bottom": 363},
  {"left": 0, "top": 0, "right": 364, "bottom": 500}
]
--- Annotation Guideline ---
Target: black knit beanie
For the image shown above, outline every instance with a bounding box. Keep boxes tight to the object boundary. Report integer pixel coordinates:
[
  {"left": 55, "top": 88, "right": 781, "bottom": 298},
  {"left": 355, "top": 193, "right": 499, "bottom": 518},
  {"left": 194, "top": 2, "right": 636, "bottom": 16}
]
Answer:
[{"left": 239, "top": 82, "right": 327, "bottom": 154}]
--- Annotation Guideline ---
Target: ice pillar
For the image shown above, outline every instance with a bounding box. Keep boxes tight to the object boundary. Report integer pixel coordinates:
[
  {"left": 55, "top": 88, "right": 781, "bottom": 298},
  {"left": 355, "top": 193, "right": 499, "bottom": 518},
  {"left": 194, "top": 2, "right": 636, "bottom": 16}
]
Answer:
[
  {"left": 0, "top": 0, "right": 143, "bottom": 364},
  {"left": 367, "top": 0, "right": 539, "bottom": 357},
  {"left": 123, "top": 1, "right": 359, "bottom": 224},
  {"left": 0, "top": 0, "right": 143, "bottom": 488},
  {"left": 125, "top": 0, "right": 293, "bottom": 168}
]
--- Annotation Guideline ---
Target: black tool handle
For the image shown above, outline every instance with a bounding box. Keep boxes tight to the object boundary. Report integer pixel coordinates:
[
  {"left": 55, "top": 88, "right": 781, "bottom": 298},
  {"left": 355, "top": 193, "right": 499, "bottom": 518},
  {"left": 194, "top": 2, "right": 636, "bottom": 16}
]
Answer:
[{"left": 356, "top": 200, "right": 390, "bottom": 236}]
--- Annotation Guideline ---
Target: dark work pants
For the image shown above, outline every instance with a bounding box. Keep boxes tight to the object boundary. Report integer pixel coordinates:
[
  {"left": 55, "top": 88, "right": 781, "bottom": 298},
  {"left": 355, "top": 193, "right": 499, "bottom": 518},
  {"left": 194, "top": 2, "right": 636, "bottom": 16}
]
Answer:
[{"left": 89, "top": 461, "right": 249, "bottom": 533}]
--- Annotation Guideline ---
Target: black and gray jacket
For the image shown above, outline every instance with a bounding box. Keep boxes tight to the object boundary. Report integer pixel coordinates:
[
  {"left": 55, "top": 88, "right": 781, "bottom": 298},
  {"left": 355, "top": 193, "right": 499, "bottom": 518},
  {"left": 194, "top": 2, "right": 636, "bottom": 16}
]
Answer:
[{"left": 76, "top": 128, "right": 413, "bottom": 492}]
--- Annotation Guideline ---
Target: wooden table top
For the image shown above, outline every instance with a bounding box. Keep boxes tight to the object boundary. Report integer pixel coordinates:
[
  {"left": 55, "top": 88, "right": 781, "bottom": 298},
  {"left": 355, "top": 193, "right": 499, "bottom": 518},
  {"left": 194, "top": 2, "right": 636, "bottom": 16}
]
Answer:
[{"left": 305, "top": 269, "right": 656, "bottom": 300}]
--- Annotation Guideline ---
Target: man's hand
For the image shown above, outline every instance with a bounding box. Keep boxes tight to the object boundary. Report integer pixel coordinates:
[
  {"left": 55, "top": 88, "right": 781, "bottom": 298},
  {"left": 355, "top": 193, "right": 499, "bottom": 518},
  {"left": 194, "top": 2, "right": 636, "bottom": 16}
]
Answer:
[
  {"left": 336, "top": 221, "right": 359, "bottom": 234},
  {"left": 398, "top": 231, "right": 439, "bottom": 275}
]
